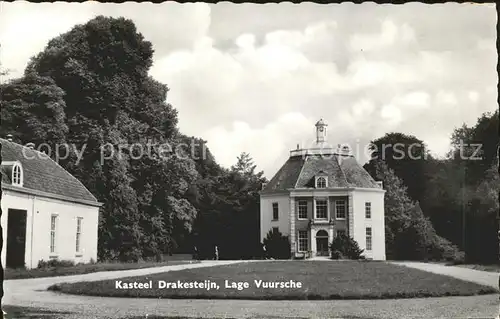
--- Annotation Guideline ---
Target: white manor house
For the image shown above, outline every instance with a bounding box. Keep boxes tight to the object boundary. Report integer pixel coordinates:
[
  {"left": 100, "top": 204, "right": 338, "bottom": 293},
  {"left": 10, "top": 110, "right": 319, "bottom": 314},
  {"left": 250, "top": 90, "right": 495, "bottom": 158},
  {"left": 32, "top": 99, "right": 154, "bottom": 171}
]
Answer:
[{"left": 260, "top": 119, "right": 386, "bottom": 260}]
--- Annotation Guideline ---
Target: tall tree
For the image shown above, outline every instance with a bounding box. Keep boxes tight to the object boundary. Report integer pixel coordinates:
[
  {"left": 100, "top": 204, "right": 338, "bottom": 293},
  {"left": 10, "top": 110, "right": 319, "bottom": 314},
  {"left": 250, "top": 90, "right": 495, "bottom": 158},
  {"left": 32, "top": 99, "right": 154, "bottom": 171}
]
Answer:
[
  {"left": 192, "top": 152, "right": 267, "bottom": 260},
  {"left": 371, "top": 159, "right": 460, "bottom": 261},
  {"left": 464, "top": 165, "right": 499, "bottom": 263},
  {"left": 0, "top": 73, "right": 68, "bottom": 146},
  {"left": 424, "top": 110, "right": 499, "bottom": 260},
  {"left": 99, "top": 154, "right": 140, "bottom": 261},
  {"left": 420, "top": 158, "right": 466, "bottom": 246},
  {"left": 364, "top": 133, "right": 430, "bottom": 204},
  {"left": 450, "top": 110, "right": 499, "bottom": 185},
  {"left": 12, "top": 16, "right": 195, "bottom": 260}
]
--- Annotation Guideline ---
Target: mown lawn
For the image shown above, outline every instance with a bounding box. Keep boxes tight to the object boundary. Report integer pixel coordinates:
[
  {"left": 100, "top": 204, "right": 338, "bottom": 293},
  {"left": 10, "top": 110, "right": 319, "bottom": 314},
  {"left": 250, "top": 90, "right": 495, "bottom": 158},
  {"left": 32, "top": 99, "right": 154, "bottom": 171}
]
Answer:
[
  {"left": 124, "top": 318, "right": 230, "bottom": 319},
  {"left": 2, "top": 307, "right": 237, "bottom": 319},
  {"left": 5, "top": 260, "right": 199, "bottom": 280},
  {"left": 48, "top": 260, "right": 497, "bottom": 299},
  {"left": 3, "top": 306, "right": 71, "bottom": 319},
  {"left": 123, "top": 317, "right": 366, "bottom": 319}
]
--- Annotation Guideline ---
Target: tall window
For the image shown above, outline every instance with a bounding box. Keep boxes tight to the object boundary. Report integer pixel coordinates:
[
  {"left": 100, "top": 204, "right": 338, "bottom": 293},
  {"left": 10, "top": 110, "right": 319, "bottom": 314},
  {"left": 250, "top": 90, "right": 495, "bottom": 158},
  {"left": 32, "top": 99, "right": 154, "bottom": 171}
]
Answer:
[
  {"left": 316, "top": 177, "right": 327, "bottom": 188},
  {"left": 76, "top": 217, "right": 83, "bottom": 253},
  {"left": 298, "top": 200, "right": 308, "bottom": 219},
  {"left": 365, "top": 202, "right": 371, "bottom": 219},
  {"left": 12, "top": 164, "right": 22, "bottom": 185},
  {"left": 366, "top": 227, "right": 372, "bottom": 251},
  {"left": 315, "top": 199, "right": 327, "bottom": 219},
  {"left": 335, "top": 200, "right": 346, "bottom": 219},
  {"left": 50, "top": 215, "right": 57, "bottom": 254},
  {"left": 298, "top": 230, "right": 308, "bottom": 252},
  {"left": 272, "top": 203, "right": 279, "bottom": 220}
]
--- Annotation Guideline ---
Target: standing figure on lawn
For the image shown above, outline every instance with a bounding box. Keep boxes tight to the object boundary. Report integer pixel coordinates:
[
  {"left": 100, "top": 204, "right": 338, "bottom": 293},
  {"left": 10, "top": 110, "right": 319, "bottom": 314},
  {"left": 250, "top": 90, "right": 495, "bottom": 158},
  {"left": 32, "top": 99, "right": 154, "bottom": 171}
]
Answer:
[
  {"left": 214, "top": 245, "right": 219, "bottom": 260},
  {"left": 193, "top": 245, "right": 199, "bottom": 260}
]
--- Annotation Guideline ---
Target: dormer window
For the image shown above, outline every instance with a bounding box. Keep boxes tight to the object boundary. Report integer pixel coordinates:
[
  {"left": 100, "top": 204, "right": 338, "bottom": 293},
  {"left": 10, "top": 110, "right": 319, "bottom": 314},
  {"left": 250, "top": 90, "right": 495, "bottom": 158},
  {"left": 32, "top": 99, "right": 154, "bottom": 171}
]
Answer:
[
  {"left": 12, "top": 163, "right": 23, "bottom": 186},
  {"left": 316, "top": 176, "right": 327, "bottom": 188}
]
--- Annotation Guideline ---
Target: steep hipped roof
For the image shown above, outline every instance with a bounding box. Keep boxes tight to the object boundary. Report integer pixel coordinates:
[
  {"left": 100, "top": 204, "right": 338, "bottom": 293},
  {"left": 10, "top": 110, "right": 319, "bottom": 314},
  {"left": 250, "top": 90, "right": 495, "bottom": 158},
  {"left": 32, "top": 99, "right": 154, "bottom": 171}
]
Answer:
[
  {"left": 263, "top": 153, "right": 380, "bottom": 192},
  {"left": 1, "top": 138, "right": 99, "bottom": 204},
  {"left": 265, "top": 156, "right": 306, "bottom": 191}
]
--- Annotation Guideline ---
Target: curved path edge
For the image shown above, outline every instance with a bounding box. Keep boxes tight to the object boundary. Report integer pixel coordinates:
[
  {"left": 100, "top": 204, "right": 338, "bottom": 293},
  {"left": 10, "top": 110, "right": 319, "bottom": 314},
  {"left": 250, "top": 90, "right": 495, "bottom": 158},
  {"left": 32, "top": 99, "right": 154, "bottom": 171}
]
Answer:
[
  {"left": 390, "top": 261, "right": 499, "bottom": 288},
  {"left": 4, "top": 260, "right": 500, "bottom": 319}
]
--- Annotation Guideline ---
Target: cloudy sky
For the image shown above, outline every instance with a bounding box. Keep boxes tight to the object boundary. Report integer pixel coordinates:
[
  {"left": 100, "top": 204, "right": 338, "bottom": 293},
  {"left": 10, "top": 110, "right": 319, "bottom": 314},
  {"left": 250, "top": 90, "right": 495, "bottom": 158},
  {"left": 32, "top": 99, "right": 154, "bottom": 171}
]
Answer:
[{"left": 0, "top": 2, "right": 497, "bottom": 177}]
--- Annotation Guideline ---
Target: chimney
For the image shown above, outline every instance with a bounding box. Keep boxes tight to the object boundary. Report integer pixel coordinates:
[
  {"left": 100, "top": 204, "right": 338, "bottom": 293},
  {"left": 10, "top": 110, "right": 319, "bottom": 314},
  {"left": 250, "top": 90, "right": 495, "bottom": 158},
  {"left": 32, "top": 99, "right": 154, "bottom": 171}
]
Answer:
[
  {"left": 6, "top": 134, "right": 13, "bottom": 142},
  {"left": 337, "top": 144, "right": 352, "bottom": 156},
  {"left": 296, "top": 144, "right": 300, "bottom": 150},
  {"left": 26, "top": 142, "right": 35, "bottom": 149},
  {"left": 261, "top": 182, "right": 268, "bottom": 190}
]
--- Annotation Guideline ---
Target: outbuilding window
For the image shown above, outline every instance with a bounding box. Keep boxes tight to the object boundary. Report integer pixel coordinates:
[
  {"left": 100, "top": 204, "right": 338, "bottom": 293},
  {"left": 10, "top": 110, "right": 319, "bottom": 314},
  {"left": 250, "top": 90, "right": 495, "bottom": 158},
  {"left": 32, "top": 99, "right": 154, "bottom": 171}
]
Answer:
[
  {"left": 76, "top": 217, "right": 83, "bottom": 253},
  {"left": 12, "top": 163, "right": 23, "bottom": 186},
  {"left": 50, "top": 215, "right": 58, "bottom": 254}
]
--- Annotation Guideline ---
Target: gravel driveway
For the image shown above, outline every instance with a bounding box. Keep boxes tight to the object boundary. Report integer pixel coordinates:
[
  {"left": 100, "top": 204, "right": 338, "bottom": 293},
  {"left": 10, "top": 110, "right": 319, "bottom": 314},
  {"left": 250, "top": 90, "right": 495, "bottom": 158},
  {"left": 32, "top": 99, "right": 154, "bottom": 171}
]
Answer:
[
  {"left": 391, "top": 261, "right": 499, "bottom": 288},
  {"left": 4, "top": 260, "right": 500, "bottom": 319}
]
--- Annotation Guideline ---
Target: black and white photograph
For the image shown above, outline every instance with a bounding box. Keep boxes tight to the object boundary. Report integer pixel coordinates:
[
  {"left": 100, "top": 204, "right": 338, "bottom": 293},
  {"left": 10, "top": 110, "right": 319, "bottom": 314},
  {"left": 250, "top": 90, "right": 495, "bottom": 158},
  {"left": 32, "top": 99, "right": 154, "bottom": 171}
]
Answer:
[{"left": 0, "top": 1, "right": 498, "bottom": 318}]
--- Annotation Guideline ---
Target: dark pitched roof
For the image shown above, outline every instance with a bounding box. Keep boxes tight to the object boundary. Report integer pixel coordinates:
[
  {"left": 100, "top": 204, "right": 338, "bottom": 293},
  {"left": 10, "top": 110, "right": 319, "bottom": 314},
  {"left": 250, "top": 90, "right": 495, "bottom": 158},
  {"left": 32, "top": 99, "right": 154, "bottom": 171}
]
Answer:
[
  {"left": 1, "top": 165, "right": 11, "bottom": 183},
  {"left": 295, "top": 155, "right": 349, "bottom": 188},
  {"left": 338, "top": 156, "right": 380, "bottom": 189},
  {"left": 262, "top": 153, "right": 380, "bottom": 192},
  {"left": 265, "top": 156, "right": 305, "bottom": 191},
  {"left": 1, "top": 138, "right": 98, "bottom": 203}
]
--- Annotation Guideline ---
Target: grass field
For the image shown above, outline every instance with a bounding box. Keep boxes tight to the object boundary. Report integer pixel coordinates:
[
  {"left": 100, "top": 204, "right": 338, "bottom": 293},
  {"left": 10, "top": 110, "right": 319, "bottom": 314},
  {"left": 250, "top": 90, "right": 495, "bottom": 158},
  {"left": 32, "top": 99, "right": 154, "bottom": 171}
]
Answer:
[
  {"left": 48, "top": 260, "right": 497, "bottom": 300},
  {"left": 2, "top": 306, "right": 231, "bottom": 319},
  {"left": 123, "top": 317, "right": 365, "bottom": 319},
  {"left": 2, "top": 308, "right": 322, "bottom": 319},
  {"left": 5, "top": 260, "right": 199, "bottom": 280},
  {"left": 3, "top": 306, "right": 71, "bottom": 319}
]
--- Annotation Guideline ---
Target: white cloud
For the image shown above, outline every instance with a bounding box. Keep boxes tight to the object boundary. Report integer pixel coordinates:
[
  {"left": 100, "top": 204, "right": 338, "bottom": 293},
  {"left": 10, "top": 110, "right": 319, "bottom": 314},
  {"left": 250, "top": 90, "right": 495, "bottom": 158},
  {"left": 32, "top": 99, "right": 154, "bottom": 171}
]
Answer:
[
  {"left": 0, "top": 2, "right": 95, "bottom": 78},
  {"left": 468, "top": 91, "right": 479, "bottom": 103},
  {"left": 396, "top": 91, "right": 431, "bottom": 109},
  {"left": 0, "top": 2, "right": 211, "bottom": 79},
  {"left": 235, "top": 33, "right": 256, "bottom": 50},
  {"left": 425, "top": 136, "right": 453, "bottom": 159},
  {"left": 203, "top": 113, "right": 312, "bottom": 173},
  {"left": 0, "top": 2, "right": 496, "bottom": 176},
  {"left": 350, "top": 20, "right": 398, "bottom": 52},
  {"left": 349, "top": 20, "right": 417, "bottom": 53},
  {"left": 252, "top": 42, "right": 310, "bottom": 75},
  {"left": 348, "top": 60, "right": 388, "bottom": 87},
  {"left": 436, "top": 91, "right": 458, "bottom": 106},
  {"left": 380, "top": 104, "right": 402, "bottom": 126},
  {"left": 352, "top": 99, "right": 375, "bottom": 117}
]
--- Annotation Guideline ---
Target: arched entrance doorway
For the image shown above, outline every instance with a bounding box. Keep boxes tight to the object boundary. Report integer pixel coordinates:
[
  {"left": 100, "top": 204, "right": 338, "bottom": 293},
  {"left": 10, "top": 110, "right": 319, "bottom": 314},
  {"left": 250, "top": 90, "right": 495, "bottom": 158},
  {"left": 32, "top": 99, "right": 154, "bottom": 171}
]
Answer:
[{"left": 316, "top": 230, "right": 329, "bottom": 256}]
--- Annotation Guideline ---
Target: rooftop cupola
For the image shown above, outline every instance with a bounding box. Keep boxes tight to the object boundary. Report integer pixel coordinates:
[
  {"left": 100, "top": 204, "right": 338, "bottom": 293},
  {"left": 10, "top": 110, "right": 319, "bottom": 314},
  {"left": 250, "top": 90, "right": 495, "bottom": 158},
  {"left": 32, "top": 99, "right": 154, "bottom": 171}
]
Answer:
[{"left": 315, "top": 119, "right": 328, "bottom": 144}]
